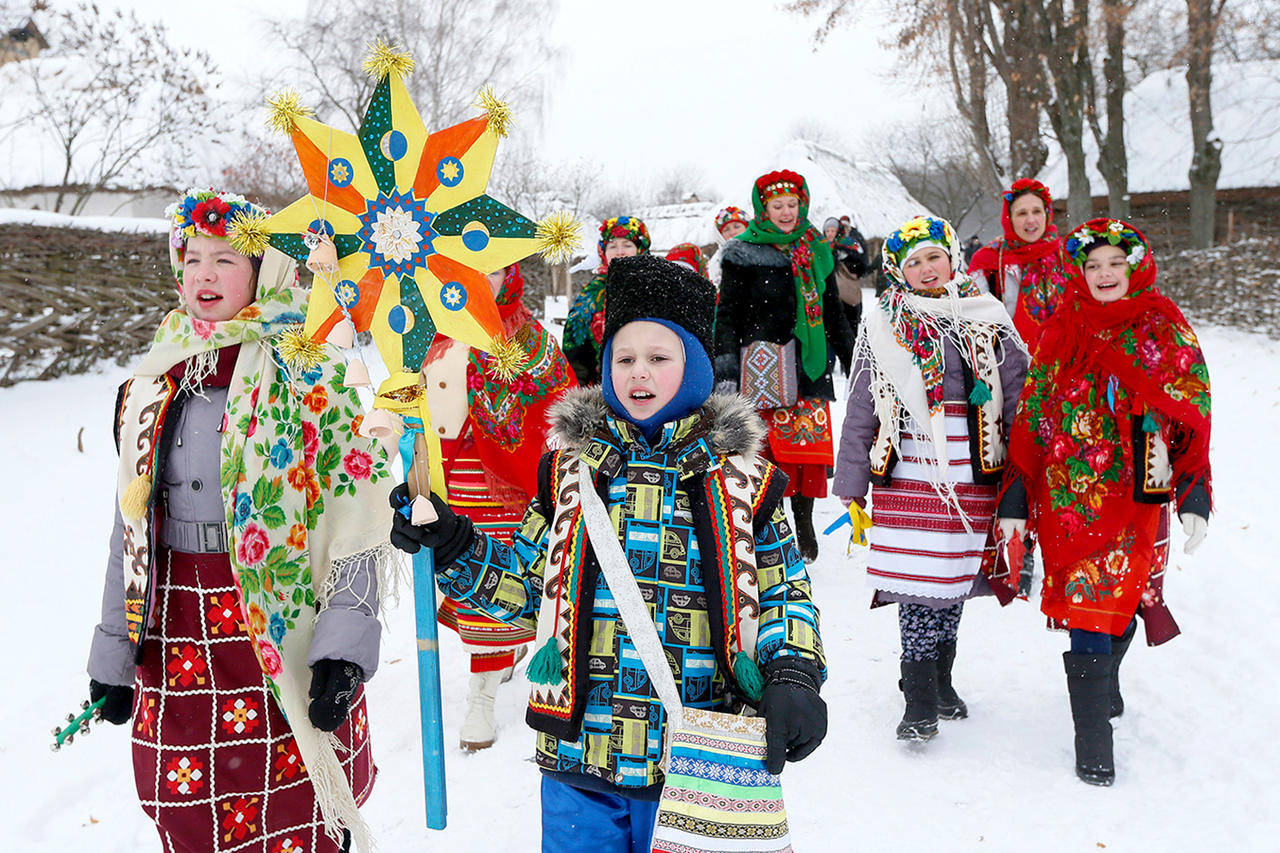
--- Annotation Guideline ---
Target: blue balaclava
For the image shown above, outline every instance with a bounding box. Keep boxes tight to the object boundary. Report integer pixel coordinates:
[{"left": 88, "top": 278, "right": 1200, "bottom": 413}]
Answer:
[{"left": 601, "top": 318, "right": 714, "bottom": 441}]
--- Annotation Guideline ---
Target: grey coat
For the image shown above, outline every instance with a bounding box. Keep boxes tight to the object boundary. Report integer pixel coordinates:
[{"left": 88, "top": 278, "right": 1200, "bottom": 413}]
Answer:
[
  {"left": 87, "top": 385, "right": 382, "bottom": 687},
  {"left": 833, "top": 337, "right": 1028, "bottom": 500}
]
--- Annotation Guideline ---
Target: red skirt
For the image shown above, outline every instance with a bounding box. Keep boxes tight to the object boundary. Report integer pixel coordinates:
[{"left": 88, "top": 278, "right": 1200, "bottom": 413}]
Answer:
[
  {"left": 762, "top": 399, "right": 833, "bottom": 498},
  {"left": 131, "top": 548, "right": 374, "bottom": 853}
]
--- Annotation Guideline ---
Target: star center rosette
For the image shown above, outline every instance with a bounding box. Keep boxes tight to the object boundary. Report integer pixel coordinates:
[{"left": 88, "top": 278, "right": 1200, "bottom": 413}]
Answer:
[{"left": 248, "top": 40, "right": 582, "bottom": 833}]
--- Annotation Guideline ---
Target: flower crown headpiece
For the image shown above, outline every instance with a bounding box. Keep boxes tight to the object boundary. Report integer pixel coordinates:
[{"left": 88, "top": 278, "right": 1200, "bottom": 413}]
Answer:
[
  {"left": 1064, "top": 219, "right": 1146, "bottom": 270},
  {"left": 755, "top": 169, "right": 807, "bottom": 204},
  {"left": 166, "top": 188, "right": 267, "bottom": 249},
  {"left": 597, "top": 215, "right": 651, "bottom": 253},
  {"left": 884, "top": 215, "right": 954, "bottom": 264},
  {"left": 1003, "top": 177, "right": 1053, "bottom": 207},
  {"left": 715, "top": 205, "right": 750, "bottom": 231}
]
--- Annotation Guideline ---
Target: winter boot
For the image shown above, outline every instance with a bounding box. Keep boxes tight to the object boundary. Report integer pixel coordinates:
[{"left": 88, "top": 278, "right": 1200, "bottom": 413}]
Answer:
[
  {"left": 792, "top": 495, "right": 819, "bottom": 564},
  {"left": 1109, "top": 620, "right": 1137, "bottom": 718},
  {"left": 459, "top": 669, "right": 503, "bottom": 751},
  {"left": 896, "top": 659, "right": 939, "bottom": 741},
  {"left": 935, "top": 641, "right": 968, "bottom": 720},
  {"left": 1064, "top": 652, "right": 1115, "bottom": 786}
]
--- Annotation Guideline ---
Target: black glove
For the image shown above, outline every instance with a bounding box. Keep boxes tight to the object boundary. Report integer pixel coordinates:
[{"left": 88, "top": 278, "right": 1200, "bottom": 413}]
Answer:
[
  {"left": 758, "top": 660, "right": 827, "bottom": 775},
  {"left": 388, "top": 482, "right": 474, "bottom": 564},
  {"left": 713, "top": 352, "right": 739, "bottom": 385},
  {"left": 308, "top": 659, "right": 363, "bottom": 732},
  {"left": 89, "top": 678, "right": 134, "bottom": 725}
]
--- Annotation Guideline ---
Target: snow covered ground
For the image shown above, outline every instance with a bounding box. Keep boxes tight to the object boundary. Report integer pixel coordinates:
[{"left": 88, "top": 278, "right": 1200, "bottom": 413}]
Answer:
[{"left": 3, "top": 324, "right": 1277, "bottom": 851}]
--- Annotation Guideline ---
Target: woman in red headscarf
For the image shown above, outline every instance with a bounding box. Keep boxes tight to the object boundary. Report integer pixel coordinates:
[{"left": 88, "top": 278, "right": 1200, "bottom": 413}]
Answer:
[
  {"left": 968, "top": 178, "right": 1070, "bottom": 353},
  {"left": 995, "top": 219, "right": 1212, "bottom": 788},
  {"left": 421, "top": 262, "right": 575, "bottom": 750}
]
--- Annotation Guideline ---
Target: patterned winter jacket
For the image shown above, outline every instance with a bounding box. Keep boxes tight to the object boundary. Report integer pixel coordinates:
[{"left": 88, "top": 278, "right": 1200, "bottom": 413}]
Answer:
[{"left": 436, "top": 389, "right": 826, "bottom": 793}]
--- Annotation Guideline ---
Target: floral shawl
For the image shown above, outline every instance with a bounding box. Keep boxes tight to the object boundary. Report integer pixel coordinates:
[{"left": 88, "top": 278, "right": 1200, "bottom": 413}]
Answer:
[
  {"left": 1008, "top": 219, "right": 1212, "bottom": 570},
  {"left": 118, "top": 248, "right": 392, "bottom": 848},
  {"left": 465, "top": 264, "right": 575, "bottom": 505},
  {"left": 562, "top": 272, "right": 607, "bottom": 357}
]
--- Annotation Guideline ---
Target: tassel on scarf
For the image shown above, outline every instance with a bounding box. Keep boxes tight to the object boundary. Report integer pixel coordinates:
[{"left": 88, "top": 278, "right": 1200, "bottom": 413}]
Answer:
[
  {"left": 527, "top": 636, "right": 563, "bottom": 685},
  {"left": 1143, "top": 411, "right": 1160, "bottom": 433},
  {"left": 968, "top": 378, "right": 993, "bottom": 406},
  {"left": 120, "top": 474, "right": 152, "bottom": 521},
  {"left": 733, "top": 651, "right": 765, "bottom": 703}
]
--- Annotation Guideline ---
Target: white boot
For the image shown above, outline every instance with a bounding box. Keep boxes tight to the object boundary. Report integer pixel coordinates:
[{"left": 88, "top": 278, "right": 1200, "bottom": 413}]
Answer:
[{"left": 459, "top": 669, "right": 502, "bottom": 751}]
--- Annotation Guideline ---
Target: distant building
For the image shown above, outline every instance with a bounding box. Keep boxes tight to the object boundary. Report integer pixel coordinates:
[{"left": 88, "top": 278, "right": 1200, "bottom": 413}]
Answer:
[
  {"left": 1039, "top": 59, "right": 1280, "bottom": 249},
  {"left": 0, "top": 18, "right": 47, "bottom": 66}
]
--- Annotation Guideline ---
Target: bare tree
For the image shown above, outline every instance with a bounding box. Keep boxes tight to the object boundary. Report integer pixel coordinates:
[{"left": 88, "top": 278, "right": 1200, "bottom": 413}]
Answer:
[
  {"left": 653, "top": 165, "right": 710, "bottom": 206},
  {"left": 6, "top": 1, "right": 219, "bottom": 214},
  {"left": 219, "top": 132, "right": 307, "bottom": 213},
  {"left": 1084, "top": 0, "right": 1135, "bottom": 218},
  {"left": 1186, "top": 0, "right": 1227, "bottom": 248},
  {"left": 878, "top": 117, "right": 1001, "bottom": 236},
  {"left": 263, "top": 0, "right": 560, "bottom": 134}
]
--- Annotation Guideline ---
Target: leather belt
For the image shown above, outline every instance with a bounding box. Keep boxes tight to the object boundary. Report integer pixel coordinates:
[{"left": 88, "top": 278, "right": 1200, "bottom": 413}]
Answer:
[{"left": 161, "top": 519, "right": 228, "bottom": 554}]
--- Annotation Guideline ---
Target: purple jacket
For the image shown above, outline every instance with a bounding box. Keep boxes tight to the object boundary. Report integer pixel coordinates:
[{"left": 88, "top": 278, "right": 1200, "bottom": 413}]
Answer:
[{"left": 833, "top": 337, "right": 1027, "bottom": 500}]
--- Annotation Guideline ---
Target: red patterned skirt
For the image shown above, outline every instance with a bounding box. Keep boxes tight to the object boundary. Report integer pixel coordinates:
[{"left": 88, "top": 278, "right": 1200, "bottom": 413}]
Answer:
[
  {"left": 437, "top": 434, "right": 534, "bottom": 671},
  {"left": 763, "top": 398, "right": 833, "bottom": 498},
  {"left": 131, "top": 547, "right": 374, "bottom": 853}
]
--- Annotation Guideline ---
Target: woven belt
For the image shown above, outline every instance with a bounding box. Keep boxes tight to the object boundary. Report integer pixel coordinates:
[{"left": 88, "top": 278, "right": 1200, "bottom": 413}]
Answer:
[{"left": 162, "top": 519, "right": 228, "bottom": 554}]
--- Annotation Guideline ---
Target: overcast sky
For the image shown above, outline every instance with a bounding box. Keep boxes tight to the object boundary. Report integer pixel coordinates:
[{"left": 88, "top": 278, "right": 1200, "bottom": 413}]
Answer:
[{"left": 86, "top": 0, "right": 929, "bottom": 200}]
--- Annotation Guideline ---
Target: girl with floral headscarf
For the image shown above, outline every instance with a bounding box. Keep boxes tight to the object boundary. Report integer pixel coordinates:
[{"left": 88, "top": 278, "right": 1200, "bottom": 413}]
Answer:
[
  {"left": 968, "top": 178, "right": 1070, "bottom": 353},
  {"left": 995, "top": 219, "right": 1212, "bottom": 787},
  {"left": 715, "top": 170, "right": 856, "bottom": 563},
  {"left": 563, "top": 214, "right": 651, "bottom": 385},
  {"left": 86, "top": 188, "right": 393, "bottom": 852},
  {"left": 833, "top": 215, "right": 1027, "bottom": 743},
  {"left": 414, "top": 262, "right": 575, "bottom": 750}
]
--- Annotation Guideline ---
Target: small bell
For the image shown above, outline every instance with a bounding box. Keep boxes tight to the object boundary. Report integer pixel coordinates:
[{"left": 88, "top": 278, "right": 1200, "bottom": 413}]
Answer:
[
  {"left": 305, "top": 234, "right": 340, "bottom": 278},
  {"left": 410, "top": 494, "right": 438, "bottom": 525},
  {"left": 327, "top": 321, "right": 355, "bottom": 348},
  {"left": 343, "top": 359, "right": 371, "bottom": 389},
  {"left": 358, "top": 408, "right": 404, "bottom": 440}
]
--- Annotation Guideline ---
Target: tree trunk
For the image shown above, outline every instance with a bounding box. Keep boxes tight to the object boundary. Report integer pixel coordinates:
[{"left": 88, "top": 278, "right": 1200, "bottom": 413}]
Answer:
[
  {"left": 1004, "top": 4, "right": 1049, "bottom": 179},
  {"left": 1186, "top": 0, "right": 1223, "bottom": 248},
  {"left": 1056, "top": 118, "right": 1094, "bottom": 227},
  {"left": 1097, "top": 0, "right": 1131, "bottom": 219}
]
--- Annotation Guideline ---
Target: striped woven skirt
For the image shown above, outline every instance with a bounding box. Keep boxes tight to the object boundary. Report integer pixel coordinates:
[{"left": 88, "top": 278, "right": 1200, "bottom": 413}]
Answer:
[
  {"left": 437, "top": 433, "right": 534, "bottom": 668},
  {"left": 132, "top": 548, "right": 373, "bottom": 853},
  {"left": 868, "top": 402, "right": 997, "bottom": 603}
]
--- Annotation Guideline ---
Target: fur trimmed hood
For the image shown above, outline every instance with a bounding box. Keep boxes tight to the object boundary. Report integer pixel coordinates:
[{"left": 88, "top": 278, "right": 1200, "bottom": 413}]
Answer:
[
  {"left": 548, "top": 386, "right": 765, "bottom": 458},
  {"left": 721, "top": 238, "right": 791, "bottom": 268}
]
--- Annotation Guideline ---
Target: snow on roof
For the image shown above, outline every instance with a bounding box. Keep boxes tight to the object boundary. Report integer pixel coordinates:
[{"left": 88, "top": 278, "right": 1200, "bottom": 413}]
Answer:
[
  {"left": 621, "top": 140, "right": 931, "bottom": 256},
  {"left": 1038, "top": 59, "right": 1280, "bottom": 197},
  {"left": 0, "top": 207, "right": 168, "bottom": 234}
]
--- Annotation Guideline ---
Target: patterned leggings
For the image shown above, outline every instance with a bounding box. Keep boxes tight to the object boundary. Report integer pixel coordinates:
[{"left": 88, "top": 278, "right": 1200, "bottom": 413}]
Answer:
[{"left": 898, "top": 602, "right": 964, "bottom": 662}]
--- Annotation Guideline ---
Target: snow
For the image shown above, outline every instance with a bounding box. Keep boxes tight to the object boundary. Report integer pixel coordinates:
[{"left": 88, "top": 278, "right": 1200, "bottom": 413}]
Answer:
[
  {"left": 1038, "top": 59, "right": 1280, "bottom": 197},
  {"left": 0, "top": 208, "right": 168, "bottom": 234},
  {"left": 4, "top": 323, "right": 1276, "bottom": 851}
]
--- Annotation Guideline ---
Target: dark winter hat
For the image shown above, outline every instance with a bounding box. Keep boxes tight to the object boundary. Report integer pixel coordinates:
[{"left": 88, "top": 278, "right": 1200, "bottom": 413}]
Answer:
[{"left": 602, "top": 254, "right": 716, "bottom": 360}]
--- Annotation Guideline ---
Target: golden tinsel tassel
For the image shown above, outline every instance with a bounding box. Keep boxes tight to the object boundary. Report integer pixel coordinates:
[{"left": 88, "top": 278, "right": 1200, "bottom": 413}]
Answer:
[
  {"left": 120, "top": 474, "right": 152, "bottom": 522},
  {"left": 473, "top": 85, "right": 514, "bottom": 138},
  {"left": 535, "top": 211, "right": 583, "bottom": 265},
  {"left": 228, "top": 211, "right": 272, "bottom": 258},
  {"left": 486, "top": 335, "right": 528, "bottom": 383},
  {"left": 265, "top": 88, "right": 314, "bottom": 135},
  {"left": 363, "top": 38, "right": 414, "bottom": 80},
  {"left": 278, "top": 326, "right": 326, "bottom": 372}
]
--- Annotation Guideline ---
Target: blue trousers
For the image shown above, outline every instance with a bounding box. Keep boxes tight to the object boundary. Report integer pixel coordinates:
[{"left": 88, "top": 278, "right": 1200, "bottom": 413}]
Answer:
[{"left": 541, "top": 775, "right": 660, "bottom": 853}]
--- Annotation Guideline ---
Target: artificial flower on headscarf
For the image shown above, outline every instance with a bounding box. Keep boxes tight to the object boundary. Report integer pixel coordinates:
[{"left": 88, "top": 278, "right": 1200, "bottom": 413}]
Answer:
[
  {"left": 738, "top": 169, "right": 834, "bottom": 382},
  {"left": 967, "top": 178, "right": 1068, "bottom": 349},
  {"left": 165, "top": 188, "right": 268, "bottom": 283},
  {"left": 595, "top": 214, "right": 651, "bottom": 270},
  {"left": 464, "top": 263, "right": 575, "bottom": 504},
  {"left": 665, "top": 242, "right": 708, "bottom": 277},
  {"left": 714, "top": 205, "right": 750, "bottom": 235},
  {"left": 855, "top": 215, "right": 1024, "bottom": 518},
  {"left": 1007, "top": 218, "right": 1211, "bottom": 574}
]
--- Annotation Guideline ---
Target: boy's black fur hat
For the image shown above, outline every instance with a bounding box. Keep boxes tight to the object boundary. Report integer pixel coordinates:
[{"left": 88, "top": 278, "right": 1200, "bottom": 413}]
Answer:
[{"left": 603, "top": 254, "right": 717, "bottom": 358}]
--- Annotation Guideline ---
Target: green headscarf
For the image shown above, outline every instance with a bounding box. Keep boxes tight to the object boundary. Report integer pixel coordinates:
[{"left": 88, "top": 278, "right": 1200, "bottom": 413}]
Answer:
[{"left": 737, "top": 170, "right": 834, "bottom": 381}]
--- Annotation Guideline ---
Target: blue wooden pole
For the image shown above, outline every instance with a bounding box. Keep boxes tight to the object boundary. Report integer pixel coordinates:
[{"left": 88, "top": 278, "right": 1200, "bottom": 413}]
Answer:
[{"left": 399, "top": 421, "right": 448, "bottom": 830}]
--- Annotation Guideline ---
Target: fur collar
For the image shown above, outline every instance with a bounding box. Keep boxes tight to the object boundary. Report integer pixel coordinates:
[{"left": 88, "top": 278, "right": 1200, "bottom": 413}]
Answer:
[
  {"left": 721, "top": 238, "right": 791, "bottom": 268},
  {"left": 548, "top": 386, "right": 765, "bottom": 458}
]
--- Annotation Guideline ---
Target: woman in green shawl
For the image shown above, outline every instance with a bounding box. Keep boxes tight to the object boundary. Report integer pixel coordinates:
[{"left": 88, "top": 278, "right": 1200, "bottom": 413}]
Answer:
[{"left": 715, "top": 169, "right": 856, "bottom": 562}]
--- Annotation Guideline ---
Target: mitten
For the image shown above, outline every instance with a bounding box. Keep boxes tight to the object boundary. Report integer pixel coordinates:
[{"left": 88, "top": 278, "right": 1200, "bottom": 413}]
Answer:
[
  {"left": 89, "top": 679, "right": 133, "bottom": 725},
  {"left": 308, "top": 659, "right": 363, "bottom": 732},
  {"left": 1180, "top": 512, "right": 1208, "bottom": 555},
  {"left": 388, "top": 482, "right": 474, "bottom": 564},
  {"left": 758, "top": 659, "right": 827, "bottom": 775},
  {"left": 713, "top": 353, "right": 739, "bottom": 385}
]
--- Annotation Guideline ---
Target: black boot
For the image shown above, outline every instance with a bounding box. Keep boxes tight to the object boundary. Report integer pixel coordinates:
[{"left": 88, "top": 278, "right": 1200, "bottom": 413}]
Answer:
[
  {"left": 1109, "top": 620, "right": 1137, "bottom": 718},
  {"left": 896, "top": 659, "right": 939, "bottom": 741},
  {"left": 935, "top": 641, "right": 968, "bottom": 720},
  {"left": 791, "top": 495, "right": 818, "bottom": 564},
  {"left": 1064, "top": 652, "right": 1115, "bottom": 786}
]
